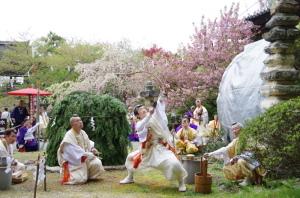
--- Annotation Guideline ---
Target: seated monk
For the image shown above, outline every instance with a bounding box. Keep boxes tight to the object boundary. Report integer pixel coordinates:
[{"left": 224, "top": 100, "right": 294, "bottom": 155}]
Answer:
[
  {"left": 176, "top": 117, "right": 201, "bottom": 154},
  {"left": 0, "top": 128, "right": 27, "bottom": 184},
  {"left": 204, "top": 122, "right": 266, "bottom": 186},
  {"left": 207, "top": 115, "right": 221, "bottom": 138},
  {"left": 57, "top": 115, "right": 105, "bottom": 185}
]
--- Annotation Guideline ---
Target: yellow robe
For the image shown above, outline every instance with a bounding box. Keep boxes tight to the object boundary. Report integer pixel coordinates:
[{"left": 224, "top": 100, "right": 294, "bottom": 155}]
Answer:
[
  {"left": 207, "top": 120, "right": 220, "bottom": 138},
  {"left": 176, "top": 127, "right": 198, "bottom": 154},
  {"left": 210, "top": 138, "right": 265, "bottom": 181}
]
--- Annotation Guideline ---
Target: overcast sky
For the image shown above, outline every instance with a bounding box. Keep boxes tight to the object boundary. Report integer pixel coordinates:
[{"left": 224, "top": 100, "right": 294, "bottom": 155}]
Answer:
[{"left": 0, "top": 0, "right": 261, "bottom": 51}]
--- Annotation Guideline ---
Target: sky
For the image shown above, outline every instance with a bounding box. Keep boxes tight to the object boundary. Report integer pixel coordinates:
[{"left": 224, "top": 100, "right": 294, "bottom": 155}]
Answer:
[{"left": 0, "top": 0, "right": 261, "bottom": 51}]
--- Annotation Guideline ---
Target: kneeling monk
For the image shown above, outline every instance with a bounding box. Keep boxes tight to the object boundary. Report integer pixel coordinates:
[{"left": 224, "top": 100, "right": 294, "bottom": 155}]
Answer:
[
  {"left": 120, "top": 93, "right": 187, "bottom": 192},
  {"left": 204, "top": 122, "right": 266, "bottom": 186},
  {"left": 58, "top": 116, "right": 105, "bottom": 184}
]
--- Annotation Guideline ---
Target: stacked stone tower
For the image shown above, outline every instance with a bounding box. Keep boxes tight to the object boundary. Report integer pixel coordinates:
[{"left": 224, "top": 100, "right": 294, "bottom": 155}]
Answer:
[{"left": 261, "top": 0, "right": 300, "bottom": 109}]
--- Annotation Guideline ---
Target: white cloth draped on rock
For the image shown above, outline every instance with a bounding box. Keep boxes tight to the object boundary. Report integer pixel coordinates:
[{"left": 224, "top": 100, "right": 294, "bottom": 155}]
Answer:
[
  {"left": 57, "top": 129, "right": 104, "bottom": 184},
  {"left": 125, "top": 95, "right": 187, "bottom": 181}
]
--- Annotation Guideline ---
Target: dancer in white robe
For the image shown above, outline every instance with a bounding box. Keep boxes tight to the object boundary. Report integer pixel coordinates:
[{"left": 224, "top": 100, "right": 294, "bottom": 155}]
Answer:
[
  {"left": 120, "top": 94, "right": 187, "bottom": 192},
  {"left": 57, "top": 116, "right": 105, "bottom": 185}
]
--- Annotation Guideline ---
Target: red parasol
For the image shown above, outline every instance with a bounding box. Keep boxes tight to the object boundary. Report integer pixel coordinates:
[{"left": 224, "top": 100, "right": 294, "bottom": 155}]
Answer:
[
  {"left": 7, "top": 88, "right": 52, "bottom": 120},
  {"left": 7, "top": 88, "right": 52, "bottom": 96}
]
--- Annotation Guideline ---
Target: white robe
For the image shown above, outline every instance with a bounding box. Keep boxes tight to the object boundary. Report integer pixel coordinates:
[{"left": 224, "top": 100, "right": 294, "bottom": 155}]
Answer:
[
  {"left": 0, "top": 139, "right": 25, "bottom": 177},
  {"left": 125, "top": 96, "right": 187, "bottom": 181},
  {"left": 57, "top": 129, "right": 105, "bottom": 184}
]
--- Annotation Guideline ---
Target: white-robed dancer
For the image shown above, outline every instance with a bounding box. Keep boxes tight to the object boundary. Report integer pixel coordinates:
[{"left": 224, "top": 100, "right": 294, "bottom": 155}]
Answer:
[{"left": 120, "top": 94, "right": 187, "bottom": 192}]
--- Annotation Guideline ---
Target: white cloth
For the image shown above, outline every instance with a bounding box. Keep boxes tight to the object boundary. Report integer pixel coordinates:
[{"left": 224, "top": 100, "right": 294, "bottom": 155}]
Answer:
[
  {"left": 209, "top": 138, "right": 239, "bottom": 165},
  {"left": 57, "top": 129, "right": 104, "bottom": 184},
  {"left": 33, "top": 156, "right": 46, "bottom": 184},
  {"left": 217, "top": 39, "right": 269, "bottom": 140},
  {"left": 126, "top": 95, "right": 187, "bottom": 181},
  {"left": 0, "top": 139, "right": 25, "bottom": 175},
  {"left": 24, "top": 123, "right": 40, "bottom": 141},
  {"left": 39, "top": 113, "right": 49, "bottom": 129},
  {"left": 1, "top": 111, "right": 11, "bottom": 120},
  {"left": 193, "top": 106, "right": 209, "bottom": 125}
]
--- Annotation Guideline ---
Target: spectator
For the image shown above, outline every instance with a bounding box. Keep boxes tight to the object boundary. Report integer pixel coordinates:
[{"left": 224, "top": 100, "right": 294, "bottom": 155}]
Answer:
[
  {"left": 11, "top": 100, "right": 29, "bottom": 128},
  {"left": 1, "top": 107, "right": 12, "bottom": 128}
]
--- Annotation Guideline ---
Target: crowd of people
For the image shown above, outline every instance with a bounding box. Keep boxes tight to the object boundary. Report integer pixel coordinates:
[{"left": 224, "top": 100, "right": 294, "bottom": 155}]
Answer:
[
  {"left": 0, "top": 100, "right": 49, "bottom": 152},
  {"left": 124, "top": 95, "right": 265, "bottom": 189},
  {"left": 0, "top": 94, "right": 265, "bottom": 191},
  {"left": 128, "top": 98, "right": 221, "bottom": 155}
]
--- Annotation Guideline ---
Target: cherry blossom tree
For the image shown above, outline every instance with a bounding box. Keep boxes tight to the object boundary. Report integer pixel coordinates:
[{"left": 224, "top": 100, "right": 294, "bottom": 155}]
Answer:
[{"left": 143, "top": 3, "right": 255, "bottom": 108}]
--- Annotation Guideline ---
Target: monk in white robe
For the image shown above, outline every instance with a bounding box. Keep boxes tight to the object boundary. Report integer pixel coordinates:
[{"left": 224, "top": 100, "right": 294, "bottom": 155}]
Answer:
[
  {"left": 120, "top": 94, "right": 188, "bottom": 192},
  {"left": 191, "top": 99, "right": 209, "bottom": 126},
  {"left": 0, "top": 128, "right": 27, "bottom": 183},
  {"left": 57, "top": 116, "right": 105, "bottom": 185},
  {"left": 204, "top": 122, "right": 266, "bottom": 186}
]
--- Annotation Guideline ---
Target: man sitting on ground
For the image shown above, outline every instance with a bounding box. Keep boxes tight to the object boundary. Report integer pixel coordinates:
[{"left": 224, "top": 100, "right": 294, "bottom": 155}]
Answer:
[
  {"left": 175, "top": 116, "right": 202, "bottom": 154},
  {"left": 57, "top": 115, "right": 105, "bottom": 185},
  {"left": 0, "top": 128, "right": 27, "bottom": 183}
]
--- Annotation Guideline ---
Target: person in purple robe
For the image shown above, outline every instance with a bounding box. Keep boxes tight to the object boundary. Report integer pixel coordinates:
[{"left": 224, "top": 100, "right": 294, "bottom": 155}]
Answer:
[
  {"left": 17, "top": 119, "right": 39, "bottom": 152},
  {"left": 128, "top": 115, "right": 139, "bottom": 142},
  {"left": 184, "top": 106, "right": 195, "bottom": 119}
]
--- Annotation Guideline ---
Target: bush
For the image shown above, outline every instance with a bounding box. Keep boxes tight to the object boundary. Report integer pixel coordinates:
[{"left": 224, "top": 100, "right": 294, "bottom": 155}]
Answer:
[
  {"left": 46, "top": 91, "right": 130, "bottom": 166},
  {"left": 239, "top": 97, "right": 300, "bottom": 179}
]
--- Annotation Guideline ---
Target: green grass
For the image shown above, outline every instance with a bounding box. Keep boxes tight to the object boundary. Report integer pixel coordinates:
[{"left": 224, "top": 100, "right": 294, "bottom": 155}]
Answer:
[{"left": 1, "top": 152, "right": 299, "bottom": 198}]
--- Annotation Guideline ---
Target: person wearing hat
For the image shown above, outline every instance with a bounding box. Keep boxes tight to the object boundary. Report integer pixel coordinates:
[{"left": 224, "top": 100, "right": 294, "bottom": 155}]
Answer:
[{"left": 120, "top": 93, "right": 187, "bottom": 192}]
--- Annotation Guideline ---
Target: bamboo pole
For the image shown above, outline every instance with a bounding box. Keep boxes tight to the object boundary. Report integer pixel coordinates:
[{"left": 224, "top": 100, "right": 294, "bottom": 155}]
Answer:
[
  {"left": 36, "top": 81, "right": 40, "bottom": 148},
  {"left": 43, "top": 153, "right": 47, "bottom": 192},
  {"left": 33, "top": 154, "right": 40, "bottom": 198}
]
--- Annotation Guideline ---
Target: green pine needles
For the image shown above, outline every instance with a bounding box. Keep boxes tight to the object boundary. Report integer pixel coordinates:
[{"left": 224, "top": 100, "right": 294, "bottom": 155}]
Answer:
[
  {"left": 239, "top": 97, "right": 300, "bottom": 179},
  {"left": 46, "top": 91, "right": 130, "bottom": 166}
]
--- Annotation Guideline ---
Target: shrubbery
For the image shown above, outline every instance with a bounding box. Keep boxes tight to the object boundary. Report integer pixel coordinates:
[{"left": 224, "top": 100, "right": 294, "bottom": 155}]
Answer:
[
  {"left": 46, "top": 91, "right": 130, "bottom": 166},
  {"left": 239, "top": 97, "right": 300, "bottom": 179}
]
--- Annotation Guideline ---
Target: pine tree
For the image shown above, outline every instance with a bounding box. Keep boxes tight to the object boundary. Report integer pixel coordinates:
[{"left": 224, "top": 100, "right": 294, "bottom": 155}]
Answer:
[{"left": 46, "top": 91, "right": 130, "bottom": 166}]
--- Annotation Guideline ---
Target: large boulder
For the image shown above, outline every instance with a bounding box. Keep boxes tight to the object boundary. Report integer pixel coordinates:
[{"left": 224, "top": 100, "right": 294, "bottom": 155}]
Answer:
[{"left": 217, "top": 39, "right": 269, "bottom": 140}]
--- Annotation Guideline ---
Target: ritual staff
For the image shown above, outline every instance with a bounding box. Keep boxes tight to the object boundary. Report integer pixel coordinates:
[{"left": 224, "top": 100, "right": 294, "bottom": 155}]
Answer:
[
  {"left": 175, "top": 117, "right": 201, "bottom": 154},
  {"left": 0, "top": 129, "right": 27, "bottom": 183},
  {"left": 204, "top": 122, "right": 266, "bottom": 186},
  {"left": 120, "top": 93, "right": 188, "bottom": 192},
  {"left": 57, "top": 116, "right": 105, "bottom": 185},
  {"left": 207, "top": 115, "right": 221, "bottom": 138}
]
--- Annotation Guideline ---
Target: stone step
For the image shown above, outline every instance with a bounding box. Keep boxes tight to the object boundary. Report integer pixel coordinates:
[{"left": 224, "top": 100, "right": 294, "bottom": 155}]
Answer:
[
  {"left": 263, "top": 26, "right": 300, "bottom": 42},
  {"left": 261, "top": 69, "right": 300, "bottom": 82},
  {"left": 266, "top": 13, "right": 300, "bottom": 29},
  {"left": 261, "top": 84, "right": 300, "bottom": 97}
]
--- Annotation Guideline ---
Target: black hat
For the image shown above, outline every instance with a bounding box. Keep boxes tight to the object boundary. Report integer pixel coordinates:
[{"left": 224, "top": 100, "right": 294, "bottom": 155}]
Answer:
[{"left": 133, "top": 104, "right": 143, "bottom": 116}]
